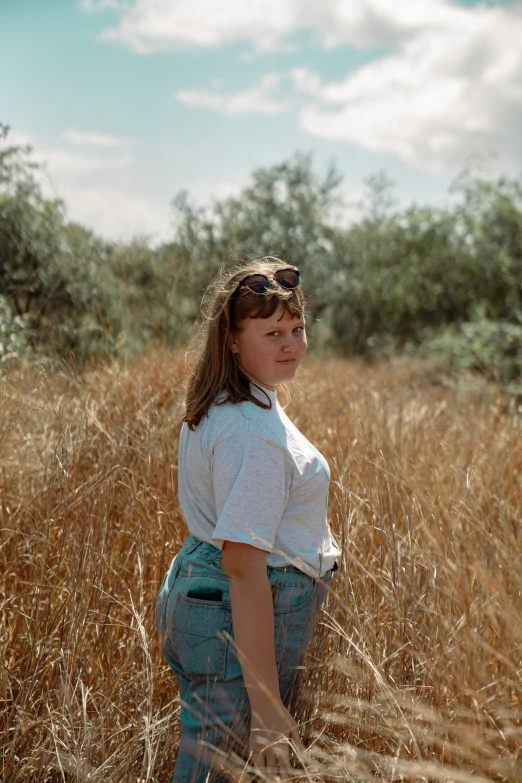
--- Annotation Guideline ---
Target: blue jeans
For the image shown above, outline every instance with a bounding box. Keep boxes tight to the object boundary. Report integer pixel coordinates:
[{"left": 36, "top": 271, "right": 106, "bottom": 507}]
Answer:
[{"left": 156, "top": 534, "right": 335, "bottom": 783}]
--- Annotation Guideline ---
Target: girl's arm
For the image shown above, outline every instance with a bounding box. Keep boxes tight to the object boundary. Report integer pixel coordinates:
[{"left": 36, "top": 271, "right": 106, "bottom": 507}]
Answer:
[
  {"left": 221, "top": 540, "right": 280, "bottom": 701},
  {"left": 221, "top": 540, "right": 302, "bottom": 772}
]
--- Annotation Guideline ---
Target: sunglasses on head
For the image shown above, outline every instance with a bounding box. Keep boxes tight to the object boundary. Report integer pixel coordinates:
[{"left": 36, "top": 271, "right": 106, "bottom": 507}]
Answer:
[{"left": 235, "top": 267, "right": 300, "bottom": 294}]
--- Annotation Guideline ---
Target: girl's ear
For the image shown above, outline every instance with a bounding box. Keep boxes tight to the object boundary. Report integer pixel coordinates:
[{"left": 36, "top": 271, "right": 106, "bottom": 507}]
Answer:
[{"left": 228, "top": 333, "right": 240, "bottom": 355}]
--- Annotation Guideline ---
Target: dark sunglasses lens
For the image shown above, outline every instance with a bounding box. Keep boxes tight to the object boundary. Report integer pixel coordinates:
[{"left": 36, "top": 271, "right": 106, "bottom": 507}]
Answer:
[
  {"left": 274, "top": 269, "right": 300, "bottom": 289},
  {"left": 242, "top": 274, "right": 270, "bottom": 293}
]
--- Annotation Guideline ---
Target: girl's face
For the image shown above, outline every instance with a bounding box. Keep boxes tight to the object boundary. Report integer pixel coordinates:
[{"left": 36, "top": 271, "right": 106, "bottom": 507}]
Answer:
[{"left": 229, "top": 304, "right": 307, "bottom": 390}]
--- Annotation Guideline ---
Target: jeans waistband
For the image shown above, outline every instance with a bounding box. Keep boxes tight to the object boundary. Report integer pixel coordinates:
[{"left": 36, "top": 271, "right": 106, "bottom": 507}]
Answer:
[
  {"left": 181, "top": 534, "right": 338, "bottom": 576},
  {"left": 183, "top": 534, "right": 223, "bottom": 563}
]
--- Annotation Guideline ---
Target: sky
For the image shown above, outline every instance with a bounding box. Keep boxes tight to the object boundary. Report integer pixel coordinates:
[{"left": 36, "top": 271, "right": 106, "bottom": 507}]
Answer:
[{"left": 1, "top": 0, "right": 521, "bottom": 244}]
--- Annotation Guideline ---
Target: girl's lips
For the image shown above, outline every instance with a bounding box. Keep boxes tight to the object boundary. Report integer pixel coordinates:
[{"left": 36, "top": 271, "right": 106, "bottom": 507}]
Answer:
[{"left": 277, "top": 358, "right": 297, "bottom": 364}]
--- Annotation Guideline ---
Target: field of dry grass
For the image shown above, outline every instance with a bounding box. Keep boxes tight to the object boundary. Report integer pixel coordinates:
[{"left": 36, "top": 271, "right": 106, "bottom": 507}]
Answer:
[{"left": 1, "top": 351, "right": 521, "bottom": 782}]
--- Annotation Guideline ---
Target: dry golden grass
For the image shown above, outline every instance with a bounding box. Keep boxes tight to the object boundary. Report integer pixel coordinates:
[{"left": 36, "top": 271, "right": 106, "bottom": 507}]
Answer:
[{"left": 1, "top": 351, "right": 521, "bottom": 782}]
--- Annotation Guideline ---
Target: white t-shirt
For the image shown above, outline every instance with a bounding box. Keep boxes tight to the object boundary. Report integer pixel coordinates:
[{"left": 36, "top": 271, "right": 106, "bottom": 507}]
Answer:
[{"left": 177, "top": 382, "right": 341, "bottom": 578}]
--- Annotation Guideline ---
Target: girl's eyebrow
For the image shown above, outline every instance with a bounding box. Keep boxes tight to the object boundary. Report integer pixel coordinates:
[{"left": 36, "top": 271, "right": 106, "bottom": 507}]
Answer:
[{"left": 268, "top": 321, "right": 305, "bottom": 331}]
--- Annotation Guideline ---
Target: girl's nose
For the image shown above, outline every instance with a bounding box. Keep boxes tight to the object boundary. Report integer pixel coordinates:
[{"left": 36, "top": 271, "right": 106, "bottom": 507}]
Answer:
[{"left": 283, "top": 335, "right": 299, "bottom": 352}]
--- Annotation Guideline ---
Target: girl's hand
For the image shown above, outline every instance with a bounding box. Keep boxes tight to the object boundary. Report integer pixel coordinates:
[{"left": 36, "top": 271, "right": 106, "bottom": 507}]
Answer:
[{"left": 249, "top": 699, "right": 304, "bottom": 778}]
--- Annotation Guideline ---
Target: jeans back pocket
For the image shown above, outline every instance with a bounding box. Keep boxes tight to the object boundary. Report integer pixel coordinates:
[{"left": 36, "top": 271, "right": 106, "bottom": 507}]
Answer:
[
  {"left": 171, "top": 593, "right": 232, "bottom": 681},
  {"left": 272, "top": 577, "right": 317, "bottom": 615}
]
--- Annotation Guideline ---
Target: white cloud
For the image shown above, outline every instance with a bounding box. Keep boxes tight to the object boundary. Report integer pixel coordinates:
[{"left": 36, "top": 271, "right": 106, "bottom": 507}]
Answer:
[
  {"left": 42, "top": 148, "right": 134, "bottom": 176},
  {"left": 176, "top": 74, "right": 286, "bottom": 115},
  {"left": 62, "top": 128, "right": 134, "bottom": 148},
  {"left": 85, "top": 0, "right": 476, "bottom": 54},
  {"left": 187, "top": 175, "right": 247, "bottom": 206},
  {"left": 95, "top": 0, "right": 300, "bottom": 54},
  {"left": 291, "top": 68, "right": 324, "bottom": 99},
  {"left": 56, "top": 182, "right": 171, "bottom": 242},
  {"left": 304, "top": 0, "right": 461, "bottom": 50},
  {"left": 291, "top": 4, "right": 522, "bottom": 174},
  {"left": 293, "top": 8, "right": 522, "bottom": 172},
  {"left": 8, "top": 129, "right": 134, "bottom": 177},
  {"left": 5, "top": 130, "right": 167, "bottom": 241},
  {"left": 80, "top": 0, "right": 127, "bottom": 11}
]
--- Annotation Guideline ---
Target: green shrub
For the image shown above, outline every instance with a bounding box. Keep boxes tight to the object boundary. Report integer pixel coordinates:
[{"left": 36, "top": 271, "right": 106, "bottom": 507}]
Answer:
[
  {"left": 0, "top": 294, "right": 29, "bottom": 364},
  {"left": 423, "top": 315, "right": 522, "bottom": 394}
]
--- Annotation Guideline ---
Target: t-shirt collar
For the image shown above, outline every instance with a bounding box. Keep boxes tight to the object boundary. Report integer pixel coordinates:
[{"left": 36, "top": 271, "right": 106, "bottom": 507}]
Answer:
[{"left": 249, "top": 381, "right": 278, "bottom": 405}]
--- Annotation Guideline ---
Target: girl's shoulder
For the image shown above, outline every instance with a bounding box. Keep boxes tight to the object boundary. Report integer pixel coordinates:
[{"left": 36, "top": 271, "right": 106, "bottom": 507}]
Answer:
[{"left": 201, "top": 395, "right": 286, "bottom": 451}]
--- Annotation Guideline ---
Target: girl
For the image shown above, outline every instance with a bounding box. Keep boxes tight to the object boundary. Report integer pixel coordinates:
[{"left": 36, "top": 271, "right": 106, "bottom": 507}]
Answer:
[{"left": 156, "top": 259, "right": 341, "bottom": 782}]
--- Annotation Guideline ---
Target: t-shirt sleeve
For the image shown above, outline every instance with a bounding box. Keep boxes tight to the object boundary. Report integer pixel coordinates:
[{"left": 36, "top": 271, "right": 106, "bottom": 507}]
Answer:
[{"left": 210, "top": 432, "right": 287, "bottom": 551}]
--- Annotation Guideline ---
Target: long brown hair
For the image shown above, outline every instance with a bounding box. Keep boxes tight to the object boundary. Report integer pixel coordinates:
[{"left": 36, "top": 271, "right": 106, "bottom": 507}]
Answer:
[{"left": 183, "top": 258, "right": 306, "bottom": 430}]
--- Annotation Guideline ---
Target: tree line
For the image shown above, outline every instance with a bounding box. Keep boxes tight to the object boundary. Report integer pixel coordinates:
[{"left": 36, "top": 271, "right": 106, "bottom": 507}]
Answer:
[{"left": 1, "top": 123, "right": 521, "bottom": 392}]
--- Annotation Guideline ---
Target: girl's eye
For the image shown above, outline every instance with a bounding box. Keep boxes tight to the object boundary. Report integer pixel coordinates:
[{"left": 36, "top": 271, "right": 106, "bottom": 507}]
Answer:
[{"left": 267, "top": 327, "right": 304, "bottom": 337}]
